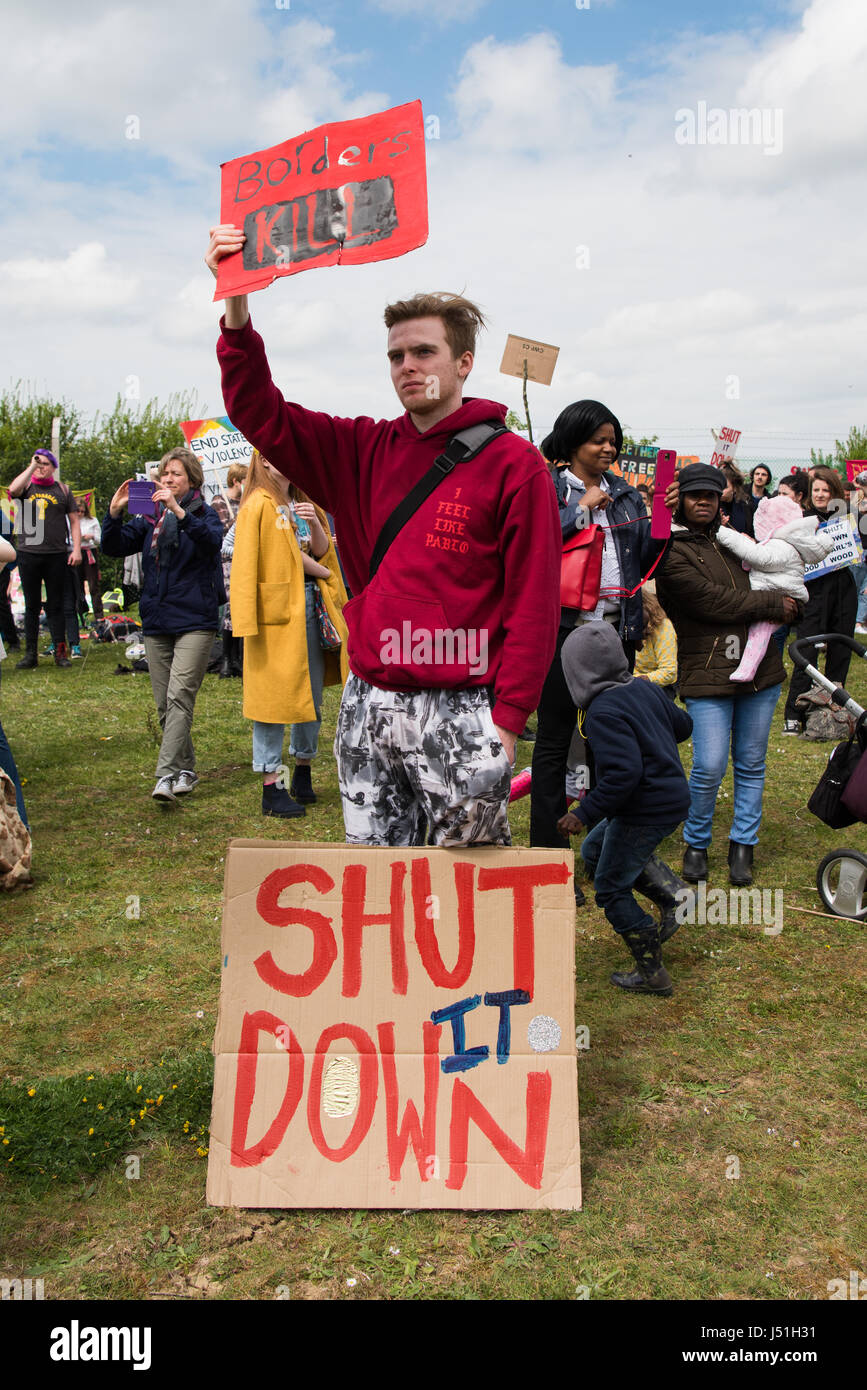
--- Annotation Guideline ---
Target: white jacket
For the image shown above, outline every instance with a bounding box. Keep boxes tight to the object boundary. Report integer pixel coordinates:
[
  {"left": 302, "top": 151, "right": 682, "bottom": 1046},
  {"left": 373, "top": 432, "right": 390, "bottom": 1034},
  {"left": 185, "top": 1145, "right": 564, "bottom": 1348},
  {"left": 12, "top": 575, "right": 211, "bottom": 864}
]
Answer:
[{"left": 716, "top": 517, "right": 835, "bottom": 603}]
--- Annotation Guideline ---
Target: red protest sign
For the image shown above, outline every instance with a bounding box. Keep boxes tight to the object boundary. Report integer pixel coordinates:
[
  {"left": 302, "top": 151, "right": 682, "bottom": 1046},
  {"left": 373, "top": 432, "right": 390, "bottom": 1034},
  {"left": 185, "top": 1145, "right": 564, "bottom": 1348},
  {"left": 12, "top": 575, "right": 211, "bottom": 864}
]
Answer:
[{"left": 214, "top": 101, "right": 428, "bottom": 301}]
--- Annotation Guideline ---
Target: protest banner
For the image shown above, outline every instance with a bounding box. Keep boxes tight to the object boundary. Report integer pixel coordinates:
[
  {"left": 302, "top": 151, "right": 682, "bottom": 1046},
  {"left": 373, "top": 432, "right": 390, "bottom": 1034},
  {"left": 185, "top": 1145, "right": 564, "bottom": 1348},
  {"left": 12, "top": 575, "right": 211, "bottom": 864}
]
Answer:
[
  {"left": 214, "top": 101, "right": 428, "bottom": 300},
  {"left": 612, "top": 447, "right": 658, "bottom": 489},
  {"left": 207, "top": 842, "right": 581, "bottom": 1210},
  {"left": 676, "top": 455, "right": 700, "bottom": 469},
  {"left": 804, "top": 514, "right": 863, "bottom": 582},
  {"left": 845, "top": 459, "right": 867, "bottom": 484},
  {"left": 710, "top": 425, "right": 742, "bottom": 468},
  {"left": 181, "top": 417, "right": 253, "bottom": 504}
]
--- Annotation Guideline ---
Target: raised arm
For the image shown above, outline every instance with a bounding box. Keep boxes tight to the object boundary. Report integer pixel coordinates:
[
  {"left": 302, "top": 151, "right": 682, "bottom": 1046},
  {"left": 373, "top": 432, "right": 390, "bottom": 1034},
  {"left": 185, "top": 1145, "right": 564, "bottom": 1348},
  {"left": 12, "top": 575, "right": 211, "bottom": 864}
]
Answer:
[
  {"left": 7, "top": 458, "right": 38, "bottom": 498},
  {"left": 206, "top": 225, "right": 360, "bottom": 513}
]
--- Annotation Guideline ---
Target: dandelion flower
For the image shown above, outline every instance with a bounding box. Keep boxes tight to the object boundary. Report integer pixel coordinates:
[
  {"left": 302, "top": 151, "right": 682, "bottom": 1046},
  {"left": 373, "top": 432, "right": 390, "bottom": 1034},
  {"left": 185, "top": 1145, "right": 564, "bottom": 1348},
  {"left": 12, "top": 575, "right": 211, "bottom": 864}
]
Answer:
[
  {"left": 27, "top": 1087, "right": 35, "bottom": 1097},
  {"left": 2, "top": 1138, "right": 9, "bottom": 1146},
  {"left": 97, "top": 1104, "right": 104, "bottom": 1111},
  {"left": 86, "top": 1075, "right": 94, "bottom": 1081},
  {"left": 130, "top": 1118, "right": 136, "bottom": 1127},
  {"left": 88, "top": 1128, "right": 94, "bottom": 1136}
]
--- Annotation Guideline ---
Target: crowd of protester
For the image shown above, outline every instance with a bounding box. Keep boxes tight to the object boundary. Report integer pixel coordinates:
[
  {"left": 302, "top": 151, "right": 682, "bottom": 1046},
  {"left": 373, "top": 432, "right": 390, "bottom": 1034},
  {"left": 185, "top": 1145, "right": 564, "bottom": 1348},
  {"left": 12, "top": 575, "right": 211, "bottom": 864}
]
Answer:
[{"left": 2, "top": 241, "right": 864, "bottom": 996}]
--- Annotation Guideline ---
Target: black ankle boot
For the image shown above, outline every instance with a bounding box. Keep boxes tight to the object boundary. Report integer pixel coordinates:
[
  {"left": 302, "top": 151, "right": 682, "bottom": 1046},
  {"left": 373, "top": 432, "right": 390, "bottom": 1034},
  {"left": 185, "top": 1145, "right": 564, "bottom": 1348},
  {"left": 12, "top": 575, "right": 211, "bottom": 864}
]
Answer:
[
  {"left": 728, "top": 841, "right": 754, "bottom": 886},
  {"left": 16, "top": 645, "right": 38, "bottom": 669},
  {"left": 682, "top": 846, "right": 708, "bottom": 883},
  {"left": 610, "top": 925, "right": 673, "bottom": 996},
  {"left": 231, "top": 637, "right": 243, "bottom": 676},
  {"left": 633, "top": 854, "right": 695, "bottom": 943},
  {"left": 219, "top": 632, "right": 232, "bottom": 678},
  {"left": 289, "top": 764, "right": 317, "bottom": 804},
  {"left": 262, "top": 781, "right": 306, "bottom": 819}
]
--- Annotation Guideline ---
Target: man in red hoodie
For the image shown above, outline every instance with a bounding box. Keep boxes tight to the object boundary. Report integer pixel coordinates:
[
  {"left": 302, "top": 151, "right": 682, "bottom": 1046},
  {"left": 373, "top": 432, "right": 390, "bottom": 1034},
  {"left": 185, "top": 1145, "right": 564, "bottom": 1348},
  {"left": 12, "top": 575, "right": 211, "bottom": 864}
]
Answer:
[{"left": 206, "top": 223, "right": 561, "bottom": 846}]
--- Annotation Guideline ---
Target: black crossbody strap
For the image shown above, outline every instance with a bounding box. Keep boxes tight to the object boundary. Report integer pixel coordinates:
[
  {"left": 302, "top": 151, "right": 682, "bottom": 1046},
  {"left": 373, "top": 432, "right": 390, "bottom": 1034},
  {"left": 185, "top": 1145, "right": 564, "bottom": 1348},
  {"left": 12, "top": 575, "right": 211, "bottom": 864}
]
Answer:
[{"left": 367, "top": 421, "right": 508, "bottom": 582}]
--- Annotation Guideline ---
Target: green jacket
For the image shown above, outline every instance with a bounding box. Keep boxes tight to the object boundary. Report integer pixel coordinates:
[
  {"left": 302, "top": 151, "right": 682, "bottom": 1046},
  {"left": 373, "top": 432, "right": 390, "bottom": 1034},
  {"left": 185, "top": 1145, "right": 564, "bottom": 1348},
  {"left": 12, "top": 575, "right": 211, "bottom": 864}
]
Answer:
[{"left": 656, "top": 527, "right": 788, "bottom": 698}]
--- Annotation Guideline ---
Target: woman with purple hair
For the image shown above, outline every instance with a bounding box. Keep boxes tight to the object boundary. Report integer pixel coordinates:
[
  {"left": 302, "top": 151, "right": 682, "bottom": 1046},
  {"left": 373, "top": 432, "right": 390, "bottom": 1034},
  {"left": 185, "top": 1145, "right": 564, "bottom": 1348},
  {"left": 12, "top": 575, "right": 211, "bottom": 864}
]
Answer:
[{"left": 5, "top": 449, "right": 81, "bottom": 668}]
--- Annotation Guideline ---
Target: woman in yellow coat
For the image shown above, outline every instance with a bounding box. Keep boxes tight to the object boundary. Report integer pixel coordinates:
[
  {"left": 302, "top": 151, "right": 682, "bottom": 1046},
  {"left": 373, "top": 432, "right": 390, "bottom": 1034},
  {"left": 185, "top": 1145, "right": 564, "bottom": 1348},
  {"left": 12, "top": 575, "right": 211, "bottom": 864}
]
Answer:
[{"left": 230, "top": 450, "right": 348, "bottom": 817}]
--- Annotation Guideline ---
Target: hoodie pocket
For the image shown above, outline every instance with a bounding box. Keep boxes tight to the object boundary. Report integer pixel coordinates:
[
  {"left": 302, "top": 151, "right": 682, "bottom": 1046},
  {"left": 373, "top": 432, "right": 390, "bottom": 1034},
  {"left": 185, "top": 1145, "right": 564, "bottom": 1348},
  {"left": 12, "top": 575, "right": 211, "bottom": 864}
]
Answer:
[{"left": 344, "top": 584, "right": 472, "bottom": 686}]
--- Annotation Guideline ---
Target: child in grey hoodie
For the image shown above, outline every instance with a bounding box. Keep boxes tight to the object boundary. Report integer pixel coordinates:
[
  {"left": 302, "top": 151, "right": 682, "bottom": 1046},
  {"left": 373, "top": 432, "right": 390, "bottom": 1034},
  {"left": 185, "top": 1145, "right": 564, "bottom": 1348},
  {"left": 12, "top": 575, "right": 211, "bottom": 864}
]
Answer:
[{"left": 557, "top": 622, "right": 693, "bottom": 996}]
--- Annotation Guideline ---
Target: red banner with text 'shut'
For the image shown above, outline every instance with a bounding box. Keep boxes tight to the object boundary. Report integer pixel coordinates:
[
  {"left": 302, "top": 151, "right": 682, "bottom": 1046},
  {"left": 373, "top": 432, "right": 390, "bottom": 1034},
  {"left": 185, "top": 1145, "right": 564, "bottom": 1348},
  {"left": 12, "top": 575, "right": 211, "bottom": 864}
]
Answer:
[
  {"left": 214, "top": 101, "right": 428, "bottom": 300},
  {"left": 207, "top": 843, "right": 581, "bottom": 1209}
]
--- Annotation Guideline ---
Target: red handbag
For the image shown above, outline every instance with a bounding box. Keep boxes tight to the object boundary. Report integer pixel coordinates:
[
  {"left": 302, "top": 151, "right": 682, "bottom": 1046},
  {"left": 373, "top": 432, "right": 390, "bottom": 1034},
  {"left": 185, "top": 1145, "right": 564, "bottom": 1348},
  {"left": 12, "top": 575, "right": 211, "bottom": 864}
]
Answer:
[{"left": 560, "top": 524, "right": 604, "bottom": 609}]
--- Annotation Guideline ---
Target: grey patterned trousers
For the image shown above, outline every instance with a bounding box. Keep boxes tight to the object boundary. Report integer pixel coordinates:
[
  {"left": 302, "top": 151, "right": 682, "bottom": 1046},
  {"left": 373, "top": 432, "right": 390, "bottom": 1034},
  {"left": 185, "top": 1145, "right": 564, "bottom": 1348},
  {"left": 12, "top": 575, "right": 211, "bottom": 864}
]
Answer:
[{"left": 335, "top": 674, "right": 513, "bottom": 846}]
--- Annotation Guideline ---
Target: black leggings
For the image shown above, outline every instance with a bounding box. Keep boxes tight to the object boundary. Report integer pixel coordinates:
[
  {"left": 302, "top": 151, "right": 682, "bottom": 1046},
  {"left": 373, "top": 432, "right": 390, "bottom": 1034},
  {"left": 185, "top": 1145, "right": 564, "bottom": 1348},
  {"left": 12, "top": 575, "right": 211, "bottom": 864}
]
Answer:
[{"left": 16, "top": 551, "right": 68, "bottom": 649}]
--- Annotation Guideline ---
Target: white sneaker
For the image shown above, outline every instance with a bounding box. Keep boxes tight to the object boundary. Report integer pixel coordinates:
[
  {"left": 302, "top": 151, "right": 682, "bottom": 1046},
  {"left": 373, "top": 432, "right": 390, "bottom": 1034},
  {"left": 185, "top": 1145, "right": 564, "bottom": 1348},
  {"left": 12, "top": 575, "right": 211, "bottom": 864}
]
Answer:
[
  {"left": 782, "top": 719, "right": 802, "bottom": 735},
  {"left": 855, "top": 626, "right": 867, "bottom": 636},
  {"left": 172, "top": 770, "right": 199, "bottom": 796},
  {"left": 152, "top": 776, "right": 178, "bottom": 802}
]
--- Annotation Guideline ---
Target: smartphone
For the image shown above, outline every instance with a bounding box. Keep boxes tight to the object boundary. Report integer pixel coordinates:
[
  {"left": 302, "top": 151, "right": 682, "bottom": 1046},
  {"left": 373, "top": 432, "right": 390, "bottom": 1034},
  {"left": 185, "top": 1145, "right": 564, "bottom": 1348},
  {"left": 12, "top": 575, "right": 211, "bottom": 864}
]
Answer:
[{"left": 128, "top": 481, "right": 158, "bottom": 517}]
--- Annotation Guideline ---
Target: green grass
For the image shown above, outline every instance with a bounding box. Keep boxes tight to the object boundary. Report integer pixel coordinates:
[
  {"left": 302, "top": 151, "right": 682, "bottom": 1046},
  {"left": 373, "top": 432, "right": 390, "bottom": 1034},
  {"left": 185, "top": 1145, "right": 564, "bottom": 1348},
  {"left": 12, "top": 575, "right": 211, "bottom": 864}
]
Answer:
[{"left": 1, "top": 636, "right": 865, "bottom": 1300}]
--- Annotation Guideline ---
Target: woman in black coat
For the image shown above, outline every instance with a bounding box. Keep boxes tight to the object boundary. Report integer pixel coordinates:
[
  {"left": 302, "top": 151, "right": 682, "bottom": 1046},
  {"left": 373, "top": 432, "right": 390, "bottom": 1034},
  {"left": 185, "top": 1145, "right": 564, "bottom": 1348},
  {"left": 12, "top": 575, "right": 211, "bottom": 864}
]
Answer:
[{"left": 529, "top": 401, "right": 678, "bottom": 862}]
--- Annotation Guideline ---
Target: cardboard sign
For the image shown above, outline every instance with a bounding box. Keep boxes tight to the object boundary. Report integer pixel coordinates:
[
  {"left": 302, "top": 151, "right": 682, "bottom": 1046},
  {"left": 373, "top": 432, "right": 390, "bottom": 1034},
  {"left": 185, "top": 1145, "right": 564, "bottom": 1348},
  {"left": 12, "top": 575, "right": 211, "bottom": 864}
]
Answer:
[
  {"left": 499, "top": 336, "right": 560, "bottom": 386},
  {"left": 214, "top": 101, "right": 428, "bottom": 300},
  {"left": 804, "top": 515, "right": 863, "bottom": 582},
  {"left": 207, "top": 842, "right": 581, "bottom": 1210},
  {"left": 709, "top": 425, "right": 741, "bottom": 469}
]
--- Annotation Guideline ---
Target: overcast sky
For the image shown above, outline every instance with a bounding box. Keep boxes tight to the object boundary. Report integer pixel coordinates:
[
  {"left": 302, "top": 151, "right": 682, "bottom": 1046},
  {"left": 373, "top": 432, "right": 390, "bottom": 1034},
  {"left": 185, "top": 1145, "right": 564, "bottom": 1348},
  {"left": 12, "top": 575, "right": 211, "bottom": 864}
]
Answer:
[{"left": 1, "top": 0, "right": 864, "bottom": 467}]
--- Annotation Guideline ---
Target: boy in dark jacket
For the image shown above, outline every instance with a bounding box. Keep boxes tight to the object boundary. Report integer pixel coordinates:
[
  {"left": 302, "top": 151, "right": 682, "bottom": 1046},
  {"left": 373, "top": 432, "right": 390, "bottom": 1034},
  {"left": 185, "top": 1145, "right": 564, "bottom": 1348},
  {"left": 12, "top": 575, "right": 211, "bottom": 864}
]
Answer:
[{"left": 557, "top": 622, "right": 693, "bottom": 996}]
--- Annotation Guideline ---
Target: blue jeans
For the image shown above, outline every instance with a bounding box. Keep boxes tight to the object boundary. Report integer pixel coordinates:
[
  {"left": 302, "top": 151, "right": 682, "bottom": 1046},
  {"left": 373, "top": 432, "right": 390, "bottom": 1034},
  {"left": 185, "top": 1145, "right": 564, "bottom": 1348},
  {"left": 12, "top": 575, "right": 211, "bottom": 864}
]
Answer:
[
  {"left": 251, "top": 583, "right": 324, "bottom": 770},
  {"left": 852, "top": 561, "right": 867, "bottom": 625},
  {"left": 581, "top": 817, "right": 682, "bottom": 936},
  {"left": 0, "top": 667, "right": 28, "bottom": 828},
  {"left": 683, "top": 685, "right": 781, "bottom": 848}
]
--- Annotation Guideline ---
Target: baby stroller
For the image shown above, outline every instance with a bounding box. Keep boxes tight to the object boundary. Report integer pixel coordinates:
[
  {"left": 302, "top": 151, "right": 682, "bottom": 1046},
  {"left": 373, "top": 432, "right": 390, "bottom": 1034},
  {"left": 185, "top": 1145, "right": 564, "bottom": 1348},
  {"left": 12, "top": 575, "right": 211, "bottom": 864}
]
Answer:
[{"left": 791, "top": 632, "right": 867, "bottom": 919}]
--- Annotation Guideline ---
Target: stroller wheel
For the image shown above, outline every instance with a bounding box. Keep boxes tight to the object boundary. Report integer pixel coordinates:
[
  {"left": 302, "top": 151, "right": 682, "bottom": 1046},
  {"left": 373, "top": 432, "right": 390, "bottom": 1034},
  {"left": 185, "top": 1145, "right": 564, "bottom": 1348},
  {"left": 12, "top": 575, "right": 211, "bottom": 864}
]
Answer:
[{"left": 816, "top": 849, "right": 867, "bottom": 920}]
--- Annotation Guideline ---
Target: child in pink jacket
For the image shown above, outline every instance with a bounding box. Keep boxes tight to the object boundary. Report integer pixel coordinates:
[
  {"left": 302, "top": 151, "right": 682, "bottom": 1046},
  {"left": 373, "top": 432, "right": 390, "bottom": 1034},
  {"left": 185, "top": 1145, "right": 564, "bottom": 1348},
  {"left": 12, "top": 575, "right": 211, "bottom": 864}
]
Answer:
[{"left": 716, "top": 494, "right": 835, "bottom": 681}]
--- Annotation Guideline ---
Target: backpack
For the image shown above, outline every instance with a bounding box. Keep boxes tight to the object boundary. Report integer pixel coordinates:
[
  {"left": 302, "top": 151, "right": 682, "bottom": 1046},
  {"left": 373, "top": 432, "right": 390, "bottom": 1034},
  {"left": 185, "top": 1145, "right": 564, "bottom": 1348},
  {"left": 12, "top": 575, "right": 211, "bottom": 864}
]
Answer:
[{"left": 0, "top": 770, "right": 33, "bottom": 890}]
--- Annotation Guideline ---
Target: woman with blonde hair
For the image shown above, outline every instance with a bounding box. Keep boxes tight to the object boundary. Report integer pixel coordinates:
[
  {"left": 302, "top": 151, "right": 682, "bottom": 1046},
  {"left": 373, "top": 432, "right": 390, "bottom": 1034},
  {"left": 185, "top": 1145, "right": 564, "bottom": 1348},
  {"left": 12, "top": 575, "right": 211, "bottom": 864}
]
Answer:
[{"left": 230, "top": 450, "right": 348, "bottom": 817}]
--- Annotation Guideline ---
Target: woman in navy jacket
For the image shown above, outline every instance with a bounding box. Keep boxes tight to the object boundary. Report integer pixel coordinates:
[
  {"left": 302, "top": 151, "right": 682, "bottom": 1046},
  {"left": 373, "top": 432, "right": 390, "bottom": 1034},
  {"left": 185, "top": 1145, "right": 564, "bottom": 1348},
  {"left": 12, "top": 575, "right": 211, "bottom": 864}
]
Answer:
[
  {"left": 101, "top": 447, "right": 225, "bottom": 804},
  {"left": 530, "top": 401, "right": 676, "bottom": 861}
]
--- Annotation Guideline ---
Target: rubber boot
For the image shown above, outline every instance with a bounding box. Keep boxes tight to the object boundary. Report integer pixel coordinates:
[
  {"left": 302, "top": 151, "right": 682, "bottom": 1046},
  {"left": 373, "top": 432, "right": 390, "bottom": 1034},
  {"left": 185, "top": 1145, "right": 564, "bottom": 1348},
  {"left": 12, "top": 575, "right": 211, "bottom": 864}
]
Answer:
[
  {"left": 682, "top": 845, "right": 708, "bottom": 883},
  {"left": 728, "top": 841, "right": 754, "bottom": 886},
  {"left": 610, "top": 925, "right": 673, "bottom": 996},
  {"left": 231, "top": 636, "right": 243, "bottom": 677},
  {"left": 289, "top": 763, "right": 317, "bottom": 804},
  {"left": 16, "top": 644, "right": 39, "bottom": 669},
  {"left": 54, "top": 640, "right": 72, "bottom": 668},
  {"left": 261, "top": 781, "right": 306, "bottom": 819},
  {"left": 219, "top": 631, "right": 233, "bottom": 678},
  {"left": 633, "top": 854, "right": 695, "bottom": 944}
]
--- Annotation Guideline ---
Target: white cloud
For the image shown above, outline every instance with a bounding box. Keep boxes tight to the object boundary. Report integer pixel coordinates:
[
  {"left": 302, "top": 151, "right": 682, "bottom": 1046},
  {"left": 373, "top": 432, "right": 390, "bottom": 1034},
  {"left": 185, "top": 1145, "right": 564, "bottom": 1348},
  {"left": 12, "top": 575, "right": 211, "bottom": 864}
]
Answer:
[
  {"left": 0, "top": 243, "right": 138, "bottom": 315},
  {"left": 1, "top": 0, "right": 864, "bottom": 464}
]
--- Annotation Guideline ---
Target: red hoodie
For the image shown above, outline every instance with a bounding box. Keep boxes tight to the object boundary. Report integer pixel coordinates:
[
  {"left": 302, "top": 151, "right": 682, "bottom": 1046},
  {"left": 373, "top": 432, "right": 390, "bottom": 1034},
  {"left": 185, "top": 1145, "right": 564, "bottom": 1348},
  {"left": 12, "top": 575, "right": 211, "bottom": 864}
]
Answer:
[{"left": 217, "top": 316, "right": 561, "bottom": 734}]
